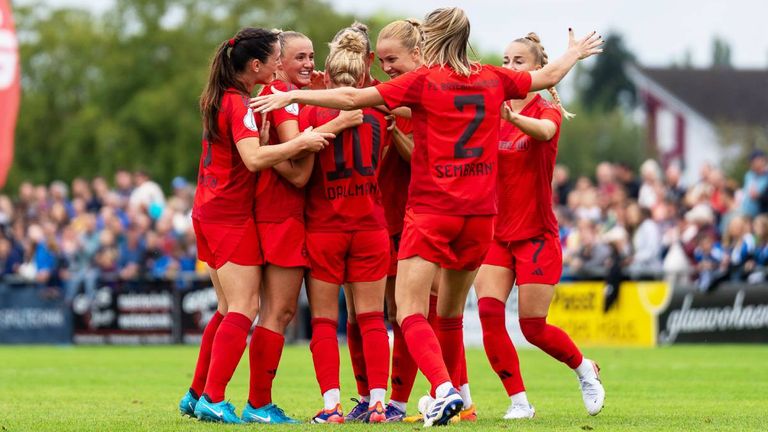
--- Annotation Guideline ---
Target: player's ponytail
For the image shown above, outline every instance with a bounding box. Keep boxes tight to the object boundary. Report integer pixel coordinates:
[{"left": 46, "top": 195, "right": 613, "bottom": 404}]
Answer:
[
  {"left": 516, "top": 32, "right": 575, "bottom": 119},
  {"left": 378, "top": 19, "right": 423, "bottom": 54},
  {"left": 326, "top": 29, "right": 368, "bottom": 87},
  {"left": 200, "top": 27, "right": 279, "bottom": 141},
  {"left": 421, "top": 7, "right": 479, "bottom": 76}
]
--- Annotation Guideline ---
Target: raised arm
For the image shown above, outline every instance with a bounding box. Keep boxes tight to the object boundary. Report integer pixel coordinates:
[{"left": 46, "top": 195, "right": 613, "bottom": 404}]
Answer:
[
  {"left": 251, "top": 86, "right": 384, "bottom": 113},
  {"left": 530, "top": 29, "right": 603, "bottom": 91}
]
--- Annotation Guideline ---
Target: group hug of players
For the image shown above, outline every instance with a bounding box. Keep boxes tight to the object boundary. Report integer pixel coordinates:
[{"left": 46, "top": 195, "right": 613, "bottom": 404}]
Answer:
[{"left": 178, "top": 7, "right": 605, "bottom": 427}]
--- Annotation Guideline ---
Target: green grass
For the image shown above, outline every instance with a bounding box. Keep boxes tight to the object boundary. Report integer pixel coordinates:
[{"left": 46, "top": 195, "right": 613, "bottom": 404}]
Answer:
[{"left": 0, "top": 344, "right": 766, "bottom": 431}]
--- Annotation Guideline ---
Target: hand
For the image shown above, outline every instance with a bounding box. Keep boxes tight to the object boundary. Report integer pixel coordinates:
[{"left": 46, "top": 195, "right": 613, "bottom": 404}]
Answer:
[
  {"left": 309, "top": 70, "right": 326, "bottom": 90},
  {"left": 250, "top": 86, "right": 292, "bottom": 113},
  {"left": 501, "top": 103, "right": 516, "bottom": 123},
  {"left": 385, "top": 114, "right": 396, "bottom": 131},
  {"left": 568, "top": 28, "right": 603, "bottom": 60},
  {"left": 338, "top": 109, "right": 363, "bottom": 129},
  {"left": 298, "top": 126, "right": 335, "bottom": 152},
  {"left": 259, "top": 113, "right": 270, "bottom": 146}
]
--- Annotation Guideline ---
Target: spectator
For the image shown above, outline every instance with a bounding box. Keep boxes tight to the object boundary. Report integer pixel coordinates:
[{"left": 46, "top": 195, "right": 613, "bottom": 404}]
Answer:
[
  {"left": 721, "top": 215, "right": 756, "bottom": 282},
  {"left": 638, "top": 159, "right": 664, "bottom": 210},
  {"left": 626, "top": 202, "right": 663, "bottom": 278},
  {"left": 616, "top": 161, "right": 640, "bottom": 200},
  {"left": 114, "top": 169, "right": 134, "bottom": 202},
  {"left": 129, "top": 169, "right": 165, "bottom": 219},
  {"left": 664, "top": 163, "right": 686, "bottom": 203},
  {"left": 693, "top": 231, "right": 725, "bottom": 292},
  {"left": 552, "top": 164, "right": 573, "bottom": 206},
  {"left": 740, "top": 150, "right": 768, "bottom": 218},
  {"left": 747, "top": 215, "right": 768, "bottom": 283}
]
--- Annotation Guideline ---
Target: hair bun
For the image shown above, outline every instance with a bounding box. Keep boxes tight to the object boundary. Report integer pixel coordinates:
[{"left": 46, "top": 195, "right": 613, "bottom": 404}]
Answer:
[
  {"left": 351, "top": 21, "right": 369, "bottom": 35},
  {"left": 335, "top": 32, "right": 366, "bottom": 54},
  {"left": 525, "top": 32, "right": 541, "bottom": 44},
  {"left": 405, "top": 18, "right": 422, "bottom": 28}
]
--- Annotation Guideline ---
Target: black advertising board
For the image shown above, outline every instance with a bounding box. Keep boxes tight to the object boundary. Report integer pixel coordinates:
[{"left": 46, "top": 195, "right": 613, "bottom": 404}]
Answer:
[{"left": 658, "top": 283, "right": 768, "bottom": 344}]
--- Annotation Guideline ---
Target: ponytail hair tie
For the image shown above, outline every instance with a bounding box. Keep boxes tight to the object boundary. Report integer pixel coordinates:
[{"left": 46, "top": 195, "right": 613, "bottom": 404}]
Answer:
[{"left": 228, "top": 38, "right": 235, "bottom": 47}]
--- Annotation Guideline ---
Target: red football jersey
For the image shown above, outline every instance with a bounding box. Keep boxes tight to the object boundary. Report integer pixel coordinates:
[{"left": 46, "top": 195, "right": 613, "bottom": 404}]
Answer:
[
  {"left": 375, "top": 64, "right": 531, "bottom": 216},
  {"left": 253, "top": 80, "right": 305, "bottom": 223},
  {"left": 378, "top": 116, "right": 412, "bottom": 235},
  {"left": 300, "top": 106, "right": 389, "bottom": 232},
  {"left": 193, "top": 88, "right": 260, "bottom": 224},
  {"left": 495, "top": 94, "right": 562, "bottom": 241}
]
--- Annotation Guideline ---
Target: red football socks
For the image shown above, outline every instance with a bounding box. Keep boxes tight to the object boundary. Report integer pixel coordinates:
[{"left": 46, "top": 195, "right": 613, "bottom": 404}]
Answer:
[
  {"left": 400, "top": 314, "right": 451, "bottom": 395},
  {"left": 436, "top": 315, "right": 464, "bottom": 388},
  {"left": 390, "top": 323, "right": 418, "bottom": 402},
  {"left": 478, "top": 297, "right": 525, "bottom": 396},
  {"left": 248, "top": 326, "right": 285, "bottom": 408},
  {"left": 356, "top": 312, "right": 390, "bottom": 391},
  {"left": 310, "top": 318, "right": 340, "bottom": 395},
  {"left": 203, "top": 312, "right": 253, "bottom": 402},
  {"left": 189, "top": 311, "right": 223, "bottom": 397},
  {"left": 346, "top": 321, "right": 369, "bottom": 397},
  {"left": 519, "top": 316, "right": 583, "bottom": 369}
]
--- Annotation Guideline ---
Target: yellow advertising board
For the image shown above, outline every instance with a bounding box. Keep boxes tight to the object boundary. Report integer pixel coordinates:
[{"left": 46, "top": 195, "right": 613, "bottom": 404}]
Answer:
[{"left": 547, "top": 281, "right": 672, "bottom": 347}]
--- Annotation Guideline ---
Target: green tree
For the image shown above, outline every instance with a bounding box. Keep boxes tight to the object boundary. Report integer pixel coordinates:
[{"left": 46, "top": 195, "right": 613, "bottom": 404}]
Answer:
[
  {"left": 577, "top": 32, "right": 636, "bottom": 112},
  {"left": 711, "top": 36, "right": 732, "bottom": 68}
]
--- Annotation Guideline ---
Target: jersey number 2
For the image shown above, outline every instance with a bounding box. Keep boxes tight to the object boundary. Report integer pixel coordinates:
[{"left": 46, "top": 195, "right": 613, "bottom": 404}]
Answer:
[{"left": 454, "top": 94, "right": 485, "bottom": 159}]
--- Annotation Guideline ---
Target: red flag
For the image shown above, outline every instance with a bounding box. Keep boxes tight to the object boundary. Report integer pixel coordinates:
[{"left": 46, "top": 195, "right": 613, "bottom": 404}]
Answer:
[{"left": 0, "top": 0, "right": 20, "bottom": 188}]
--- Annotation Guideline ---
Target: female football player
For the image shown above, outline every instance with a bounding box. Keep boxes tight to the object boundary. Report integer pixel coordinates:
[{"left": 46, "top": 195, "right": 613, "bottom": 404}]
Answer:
[
  {"left": 475, "top": 33, "right": 605, "bottom": 421},
  {"left": 301, "top": 29, "right": 391, "bottom": 424},
  {"left": 246, "top": 30, "right": 362, "bottom": 424},
  {"left": 178, "top": 27, "right": 333, "bottom": 424}
]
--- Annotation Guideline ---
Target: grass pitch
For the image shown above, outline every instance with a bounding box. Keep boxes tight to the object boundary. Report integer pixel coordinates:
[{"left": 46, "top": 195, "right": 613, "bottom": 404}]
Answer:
[{"left": 0, "top": 344, "right": 766, "bottom": 431}]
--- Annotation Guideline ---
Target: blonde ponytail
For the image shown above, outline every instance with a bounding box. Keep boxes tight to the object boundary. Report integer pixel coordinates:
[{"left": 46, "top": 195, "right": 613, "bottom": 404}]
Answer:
[{"left": 516, "top": 32, "right": 575, "bottom": 119}]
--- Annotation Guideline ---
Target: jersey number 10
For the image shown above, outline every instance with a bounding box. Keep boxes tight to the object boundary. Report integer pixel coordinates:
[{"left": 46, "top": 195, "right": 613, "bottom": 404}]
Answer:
[{"left": 326, "top": 114, "right": 382, "bottom": 181}]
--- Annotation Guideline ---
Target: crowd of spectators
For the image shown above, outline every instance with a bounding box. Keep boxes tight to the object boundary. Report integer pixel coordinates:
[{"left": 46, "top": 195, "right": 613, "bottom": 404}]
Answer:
[
  {"left": 555, "top": 151, "right": 768, "bottom": 291},
  {"left": 1, "top": 150, "right": 767, "bottom": 299},
  {"left": 0, "top": 170, "right": 202, "bottom": 302}
]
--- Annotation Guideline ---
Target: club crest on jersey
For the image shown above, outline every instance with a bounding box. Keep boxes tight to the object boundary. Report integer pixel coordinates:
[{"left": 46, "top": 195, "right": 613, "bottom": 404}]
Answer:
[
  {"left": 243, "top": 107, "right": 259, "bottom": 132},
  {"left": 285, "top": 103, "right": 299, "bottom": 116}
]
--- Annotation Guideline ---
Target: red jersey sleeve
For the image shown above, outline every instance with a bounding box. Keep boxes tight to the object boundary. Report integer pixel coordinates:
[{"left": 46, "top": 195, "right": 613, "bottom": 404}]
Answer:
[
  {"left": 299, "top": 105, "right": 317, "bottom": 131},
  {"left": 539, "top": 103, "right": 562, "bottom": 130},
  {"left": 490, "top": 66, "right": 532, "bottom": 101},
  {"left": 375, "top": 68, "right": 427, "bottom": 110},
  {"left": 227, "top": 93, "right": 261, "bottom": 143},
  {"left": 268, "top": 80, "right": 301, "bottom": 128}
]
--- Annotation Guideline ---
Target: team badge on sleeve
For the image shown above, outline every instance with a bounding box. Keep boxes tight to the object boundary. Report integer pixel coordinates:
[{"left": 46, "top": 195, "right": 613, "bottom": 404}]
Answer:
[
  {"left": 243, "top": 107, "right": 259, "bottom": 132},
  {"left": 285, "top": 103, "right": 299, "bottom": 116}
]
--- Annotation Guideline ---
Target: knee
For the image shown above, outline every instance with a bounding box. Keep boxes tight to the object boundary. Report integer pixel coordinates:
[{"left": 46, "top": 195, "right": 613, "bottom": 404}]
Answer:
[
  {"left": 229, "top": 294, "right": 259, "bottom": 319},
  {"left": 519, "top": 316, "right": 546, "bottom": 341},
  {"left": 276, "top": 305, "right": 297, "bottom": 328}
]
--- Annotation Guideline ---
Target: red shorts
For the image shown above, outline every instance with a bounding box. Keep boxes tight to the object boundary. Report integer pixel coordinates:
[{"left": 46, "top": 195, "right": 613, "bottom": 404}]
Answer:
[
  {"left": 387, "top": 233, "right": 401, "bottom": 277},
  {"left": 398, "top": 209, "right": 494, "bottom": 271},
  {"left": 256, "top": 217, "right": 308, "bottom": 268},
  {"left": 483, "top": 231, "right": 562, "bottom": 285},
  {"left": 306, "top": 229, "right": 389, "bottom": 284},
  {"left": 193, "top": 218, "right": 263, "bottom": 270}
]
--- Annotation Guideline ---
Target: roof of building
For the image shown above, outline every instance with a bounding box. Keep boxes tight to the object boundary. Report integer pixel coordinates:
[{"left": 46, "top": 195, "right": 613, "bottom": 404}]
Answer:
[{"left": 638, "top": 67, "right": 768, "bottom": 126}]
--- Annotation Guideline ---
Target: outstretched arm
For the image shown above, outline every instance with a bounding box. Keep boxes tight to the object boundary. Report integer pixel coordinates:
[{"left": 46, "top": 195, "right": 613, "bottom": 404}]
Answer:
[
  {"left": 251, "top": 86, "right": 384, "bottom": 113},
  {"left": 530, "top": 29, "right": 603, "bottom": 91}
]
